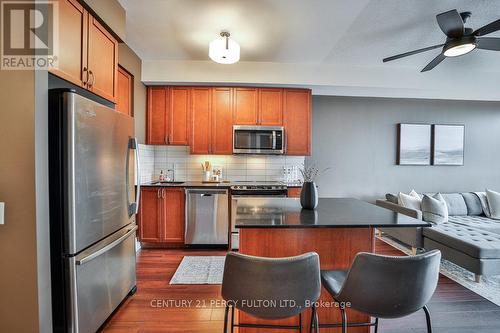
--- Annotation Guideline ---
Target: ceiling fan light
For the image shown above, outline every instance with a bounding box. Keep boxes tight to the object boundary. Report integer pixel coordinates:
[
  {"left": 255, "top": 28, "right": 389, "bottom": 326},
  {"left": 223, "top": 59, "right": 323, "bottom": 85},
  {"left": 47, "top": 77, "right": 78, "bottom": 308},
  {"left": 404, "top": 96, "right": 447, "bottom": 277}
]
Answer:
[
  {"left": 443, "top": 42, "right": 476, "bottom": 57},
  {"left": 209, "top": 32, "right": 240, "bottom": 64}
]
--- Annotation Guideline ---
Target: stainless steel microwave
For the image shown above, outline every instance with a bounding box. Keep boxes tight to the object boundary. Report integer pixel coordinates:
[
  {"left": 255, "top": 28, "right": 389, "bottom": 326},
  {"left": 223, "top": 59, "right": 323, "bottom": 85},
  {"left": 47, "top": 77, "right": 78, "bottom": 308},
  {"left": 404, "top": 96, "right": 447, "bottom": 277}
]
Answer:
[{"left": 233, "top": 125, "right": 285, "bottom": 154}]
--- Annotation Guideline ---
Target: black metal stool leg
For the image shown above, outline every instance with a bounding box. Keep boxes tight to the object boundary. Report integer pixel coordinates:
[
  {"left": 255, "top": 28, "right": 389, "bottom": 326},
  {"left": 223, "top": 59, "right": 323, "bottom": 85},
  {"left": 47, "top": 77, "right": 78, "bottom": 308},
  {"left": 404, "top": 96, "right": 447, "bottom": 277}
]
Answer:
[
  {"left": 340, "top": 308, "right": 347, "bottom": 333},
  {"left": 374, "top": 318, "right": 379, "bottom": 333},
  {"left": 423, "top": 305, "right": 432, "bottom": 333},
  {"left": 223, "top": 305, "right": 229, "bottom": 333},
  {"left": 309, "top": 305, "right": 317, "bottom": 333},
  {"left": 299, "top": 313, "right": 303, "bottom": 333},
  {"left": 230, "top": 306, "right": 235, "bottom": 333}
]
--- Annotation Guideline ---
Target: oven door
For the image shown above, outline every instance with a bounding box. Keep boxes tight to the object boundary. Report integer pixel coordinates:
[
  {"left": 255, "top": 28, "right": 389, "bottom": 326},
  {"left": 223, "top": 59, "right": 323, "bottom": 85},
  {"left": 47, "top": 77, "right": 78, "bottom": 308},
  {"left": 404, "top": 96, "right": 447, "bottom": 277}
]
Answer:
[{"left": 233, "top": 126, "right": 284, "bottom": 154}]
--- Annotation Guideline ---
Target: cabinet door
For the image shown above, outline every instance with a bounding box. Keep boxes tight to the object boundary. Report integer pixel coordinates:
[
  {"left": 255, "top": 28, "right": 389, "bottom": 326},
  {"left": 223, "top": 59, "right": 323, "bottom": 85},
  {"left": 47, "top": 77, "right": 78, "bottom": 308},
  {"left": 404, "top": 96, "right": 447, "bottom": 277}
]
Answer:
[
  {"left": 116, "top": 65, "right": 133, "bottom": 116},
  {"left": 49, "top": 0, "right": 87, "bottom": 87},
  {"left": 233, "top": 88, "right": 258, "bottom": 125},
  {"left": 259, "top": 88, "right": 283, "bottom": 126},
  {"left": 138, "top": 187, "right": 162, "bottom": 242},
  {"left": 169, "top": 87, "right": 190, "bottom": 145},
  {"left": 190, "top": 87, "right": 211, "bottom": 154},
  {"left": 283, "top": 89, "right": 311, "bottom": 155},
  {"left": 287, "top": 187, "right": 302, "bottom": 198},
  {"left": 163, "top": 188, "right": 185, "bottom": 243},
  {"left": 147, "top": 87, "right": 168, "bottom": 145},
  {"left": 211, "top": 88, "right": 234, "bottom": 154},
  {"left": 87, "top": 16, "right": 118, "bottom": 102}
]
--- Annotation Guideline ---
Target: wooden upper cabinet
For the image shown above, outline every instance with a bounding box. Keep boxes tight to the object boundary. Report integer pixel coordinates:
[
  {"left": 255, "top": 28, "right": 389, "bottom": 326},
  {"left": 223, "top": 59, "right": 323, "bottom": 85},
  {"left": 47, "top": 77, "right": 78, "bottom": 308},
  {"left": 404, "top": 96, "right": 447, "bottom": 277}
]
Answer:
[
  {"left": 138, "top": 187, "right": 162, "bottom": 242},
  {"left": 147, "top": 87, "right": 168, "bottom": 145},
  {"left": 190, "top": 87, "right": 211, "bottom": 154},
  {"left": 116, "top": 65, "right": 133, "bottom": 116},
  {"left": 49, "top": 0, "right": 118, "bottom": 102},
  {"left": 169, "top": 87, "right": 190, "bottom": 145},
  {"left": 49, "top": 0, "right": 87, "bottom": 87},
  {"left": 87, "top": 16, "right": 118, "bottom": 102},
  {"left": 233, "top": 88, "right": 258, "bottom": 125},
  {"left": 163, "top": 188, "right": 185, "bottom": 243},
  {"left": 259, "top": 88, "right": 283, "bottom": 126},
  {"left": 211, "top": 88, "right": 234, "bottom": 155},
  {"left": 283, "top": 89, "right": 312, "bottom": 155}
]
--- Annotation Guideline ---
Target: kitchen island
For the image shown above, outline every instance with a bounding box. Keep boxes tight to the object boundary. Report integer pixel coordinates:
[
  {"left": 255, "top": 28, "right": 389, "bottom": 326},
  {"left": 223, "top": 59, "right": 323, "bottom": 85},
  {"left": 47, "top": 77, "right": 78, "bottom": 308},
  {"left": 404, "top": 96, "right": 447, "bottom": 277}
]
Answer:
[{"left": 234, "top": 197, "right": 431, "bottom": 333}]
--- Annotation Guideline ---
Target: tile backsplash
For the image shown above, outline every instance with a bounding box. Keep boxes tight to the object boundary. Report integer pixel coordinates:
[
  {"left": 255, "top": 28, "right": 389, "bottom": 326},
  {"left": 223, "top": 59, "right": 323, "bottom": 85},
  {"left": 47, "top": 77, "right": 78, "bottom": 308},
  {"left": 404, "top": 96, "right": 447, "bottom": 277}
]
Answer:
[{"left": 138, "top": 145, "right": 305, "bottom": 183}]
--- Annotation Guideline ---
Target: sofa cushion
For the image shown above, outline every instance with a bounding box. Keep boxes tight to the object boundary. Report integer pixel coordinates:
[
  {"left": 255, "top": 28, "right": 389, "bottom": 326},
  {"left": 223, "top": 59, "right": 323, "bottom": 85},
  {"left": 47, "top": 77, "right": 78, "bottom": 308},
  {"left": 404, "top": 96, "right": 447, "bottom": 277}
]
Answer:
[
  {"left": 486, "top": 189, "right": 500, "bottom": 220},
  {"left": 385, "top": 193, "right": 399, "bottom": 204},
  {"left": 422, "top": 193, "right": 448, "bottom": 224},
  {"left": 461, "top": 192, "right": 483, "bottom": 216},
  {"left": 423, "top": 221, "right": 500, "bottom": 259},
  {"left": 441, "top": 193, "right": 468, "bottom": 216},
  {"left": 398, "top": 190, "right": 422, "bottom": 210},
  {"left": 448, "top": 215, "right": 500, "bottom": 235}
]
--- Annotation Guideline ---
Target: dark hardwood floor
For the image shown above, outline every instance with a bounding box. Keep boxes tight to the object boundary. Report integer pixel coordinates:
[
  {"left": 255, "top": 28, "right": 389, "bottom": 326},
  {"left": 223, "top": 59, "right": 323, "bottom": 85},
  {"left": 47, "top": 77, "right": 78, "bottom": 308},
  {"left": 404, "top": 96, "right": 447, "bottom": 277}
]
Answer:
[{"left": 101, "top": 239, "right": 500, "bottom": 333}]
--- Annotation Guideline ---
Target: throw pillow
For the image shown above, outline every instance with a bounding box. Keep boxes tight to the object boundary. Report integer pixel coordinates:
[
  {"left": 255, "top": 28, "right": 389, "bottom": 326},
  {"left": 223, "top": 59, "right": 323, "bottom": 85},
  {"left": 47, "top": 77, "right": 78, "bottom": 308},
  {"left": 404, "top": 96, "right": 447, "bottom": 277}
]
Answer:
[
  {"left": 398, "top": 190, "right": 422, "bottom": 210},
  {"left": 475, "top": 192, "right": 491, "bottom": 217},
  {"left": 441, "top": 193, "right": 468, "bottom": 216},
  {"left": 486, "top": 189, "right": 500, "bottom": 220},
  {"left": 385, "top": 193, "right": 399, "bottom": 204},
  {"left": 461, "top": 192, "right": 484, "bottom": 216},
  {"left": 422, "top": 193, "right": 448, "bottom": 224}
]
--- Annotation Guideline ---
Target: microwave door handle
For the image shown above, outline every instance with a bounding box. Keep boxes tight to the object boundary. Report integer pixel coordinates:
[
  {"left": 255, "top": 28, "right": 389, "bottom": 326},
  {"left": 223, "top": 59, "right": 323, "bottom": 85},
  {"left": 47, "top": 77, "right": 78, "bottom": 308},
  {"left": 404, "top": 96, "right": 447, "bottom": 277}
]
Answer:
[{"left": 272, "top": 131, "right": 277, "bottom": 149}]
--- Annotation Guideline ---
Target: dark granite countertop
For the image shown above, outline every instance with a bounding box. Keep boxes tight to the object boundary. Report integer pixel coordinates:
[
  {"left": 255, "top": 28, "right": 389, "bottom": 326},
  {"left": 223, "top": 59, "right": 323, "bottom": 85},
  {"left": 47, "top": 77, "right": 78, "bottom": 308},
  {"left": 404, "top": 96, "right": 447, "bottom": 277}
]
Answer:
[
  {"left": 140, "top": 181, "right": 232, "bottom": 188},
  {"left": 140, "top": 181, "right": 304, "bottom": 188},
  {"left": 234, "top": 197, "right": 431, "bottom": 228}
]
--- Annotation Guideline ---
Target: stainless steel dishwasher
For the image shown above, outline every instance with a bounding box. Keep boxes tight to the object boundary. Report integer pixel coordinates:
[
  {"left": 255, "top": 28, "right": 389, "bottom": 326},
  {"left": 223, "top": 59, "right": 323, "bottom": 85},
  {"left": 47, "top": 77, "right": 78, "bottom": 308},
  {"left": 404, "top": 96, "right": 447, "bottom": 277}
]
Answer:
[{"left": 185, "top": 188, "right": 229, "bottom": 245}]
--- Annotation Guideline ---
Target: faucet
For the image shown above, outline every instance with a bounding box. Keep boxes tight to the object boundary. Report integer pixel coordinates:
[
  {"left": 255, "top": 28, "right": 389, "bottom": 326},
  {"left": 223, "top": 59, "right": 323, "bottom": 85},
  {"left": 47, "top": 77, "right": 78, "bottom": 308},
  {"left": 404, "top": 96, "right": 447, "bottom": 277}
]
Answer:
[{"left": 167, "top": 168, "right": 175, "bottom": 182}]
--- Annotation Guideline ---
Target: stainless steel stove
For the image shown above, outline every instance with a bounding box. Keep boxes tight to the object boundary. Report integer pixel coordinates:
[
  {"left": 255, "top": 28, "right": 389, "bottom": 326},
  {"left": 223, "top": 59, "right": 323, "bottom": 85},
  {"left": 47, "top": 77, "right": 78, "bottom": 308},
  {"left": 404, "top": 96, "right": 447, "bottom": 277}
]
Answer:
[
  {"left": 230, "top": 181, "right": 287, "bottom": 196},
  {"left": 230, "top": 182, "right": 288, "bottom": 250}
]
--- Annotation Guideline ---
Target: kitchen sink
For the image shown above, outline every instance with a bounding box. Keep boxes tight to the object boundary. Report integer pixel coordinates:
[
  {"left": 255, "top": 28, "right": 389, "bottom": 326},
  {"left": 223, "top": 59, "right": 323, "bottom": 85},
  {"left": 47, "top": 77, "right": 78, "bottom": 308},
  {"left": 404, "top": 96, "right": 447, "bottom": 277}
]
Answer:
[{"left": 152, "top": 181, "right": 185, "bottom": 185}]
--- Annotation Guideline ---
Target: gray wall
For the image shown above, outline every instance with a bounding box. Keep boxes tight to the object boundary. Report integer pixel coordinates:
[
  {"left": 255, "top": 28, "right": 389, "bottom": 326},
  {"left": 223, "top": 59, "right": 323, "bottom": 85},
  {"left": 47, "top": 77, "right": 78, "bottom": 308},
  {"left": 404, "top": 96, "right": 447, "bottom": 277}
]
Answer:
[{"left": 309, "top": 96, "right": 500, "bottom": 201}]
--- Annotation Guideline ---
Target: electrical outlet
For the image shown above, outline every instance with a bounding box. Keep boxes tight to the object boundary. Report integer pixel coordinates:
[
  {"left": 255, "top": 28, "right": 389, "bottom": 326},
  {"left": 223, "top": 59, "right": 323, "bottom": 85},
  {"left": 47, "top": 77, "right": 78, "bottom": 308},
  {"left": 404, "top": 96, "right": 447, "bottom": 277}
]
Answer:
[{"left": 0, "top": 202, "right": 4, "bottom": 225}]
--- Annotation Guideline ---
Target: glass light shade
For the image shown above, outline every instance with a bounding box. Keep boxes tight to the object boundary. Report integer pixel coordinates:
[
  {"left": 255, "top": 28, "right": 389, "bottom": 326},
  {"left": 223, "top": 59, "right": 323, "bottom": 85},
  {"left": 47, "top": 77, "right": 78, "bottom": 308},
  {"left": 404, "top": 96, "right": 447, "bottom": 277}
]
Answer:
[
  {"left": 209, "top": 36, "right": 240, "bottom": 64},
  {"left": 443, "top": 43, "right": 476, "bottom": 57}
]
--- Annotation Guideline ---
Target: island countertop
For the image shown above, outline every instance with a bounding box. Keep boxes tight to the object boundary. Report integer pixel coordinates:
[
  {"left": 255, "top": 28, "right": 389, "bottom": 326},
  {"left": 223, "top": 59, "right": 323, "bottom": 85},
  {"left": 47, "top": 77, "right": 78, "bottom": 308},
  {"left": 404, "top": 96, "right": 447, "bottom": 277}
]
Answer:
[{"left": 234, "top": 197, "right": 431, "bottom": 228}]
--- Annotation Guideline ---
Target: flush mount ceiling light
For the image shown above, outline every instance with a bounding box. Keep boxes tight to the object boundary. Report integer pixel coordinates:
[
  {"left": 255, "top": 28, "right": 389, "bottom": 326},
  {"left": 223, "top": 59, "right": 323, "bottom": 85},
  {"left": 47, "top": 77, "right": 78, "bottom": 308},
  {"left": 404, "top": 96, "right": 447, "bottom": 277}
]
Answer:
[{"left": 209, "top": 31, "right": 240, "bottom": 64}]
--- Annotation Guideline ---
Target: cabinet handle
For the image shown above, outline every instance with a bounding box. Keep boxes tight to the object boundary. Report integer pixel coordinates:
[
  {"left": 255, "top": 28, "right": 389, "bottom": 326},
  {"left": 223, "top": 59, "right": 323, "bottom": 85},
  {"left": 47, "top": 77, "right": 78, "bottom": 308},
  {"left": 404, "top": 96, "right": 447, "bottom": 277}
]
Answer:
[
  {"left": 162, "top": 189, "right": 166, "bottom": 199},
  {"left": 157, "top": 189, "right": 161, "bottom": 198},
  {"left": 88, "top": 70, "right": 95, "bottom": 88},
  {"left": 82, "top": 67, "right": 89, "bottom": 86}
]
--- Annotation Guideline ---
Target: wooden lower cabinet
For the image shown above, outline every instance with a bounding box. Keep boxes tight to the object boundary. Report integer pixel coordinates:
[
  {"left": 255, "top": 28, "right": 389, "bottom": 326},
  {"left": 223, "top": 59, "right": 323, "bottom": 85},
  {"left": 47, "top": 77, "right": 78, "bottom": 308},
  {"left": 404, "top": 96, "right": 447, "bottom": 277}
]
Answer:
[
  {"left": 138, "top": 187, "right": 185, "bottom": 246},
  {"left": 287, "top": 187, "right": 302, "bottom": 198}
]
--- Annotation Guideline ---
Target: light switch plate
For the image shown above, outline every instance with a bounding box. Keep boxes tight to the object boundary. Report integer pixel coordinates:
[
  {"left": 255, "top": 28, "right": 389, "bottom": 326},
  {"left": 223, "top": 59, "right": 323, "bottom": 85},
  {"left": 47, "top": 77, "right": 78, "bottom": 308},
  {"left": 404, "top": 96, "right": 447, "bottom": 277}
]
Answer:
[{"left": 0, "top": 202, "right": 4, "bottom": 225}]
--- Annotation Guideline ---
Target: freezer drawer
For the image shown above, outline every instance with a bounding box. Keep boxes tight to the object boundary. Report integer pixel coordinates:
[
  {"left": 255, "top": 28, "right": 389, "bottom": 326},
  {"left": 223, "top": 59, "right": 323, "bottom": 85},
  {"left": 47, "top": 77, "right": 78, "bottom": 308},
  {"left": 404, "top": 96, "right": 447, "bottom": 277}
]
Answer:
[
  {"left": 185, "top": 189, "right": 229, "bottom": 245},
  {"left": 66, "top": 225, "right": 137, "bottom": 333}
]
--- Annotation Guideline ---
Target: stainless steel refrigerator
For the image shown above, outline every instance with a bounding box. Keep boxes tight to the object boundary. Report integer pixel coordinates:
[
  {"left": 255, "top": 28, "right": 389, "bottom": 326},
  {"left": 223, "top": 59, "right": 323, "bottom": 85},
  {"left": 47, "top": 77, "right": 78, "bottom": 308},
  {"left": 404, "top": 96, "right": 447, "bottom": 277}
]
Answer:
[{"left": 49, "top": 89, "right": 140, "bottom": 333}]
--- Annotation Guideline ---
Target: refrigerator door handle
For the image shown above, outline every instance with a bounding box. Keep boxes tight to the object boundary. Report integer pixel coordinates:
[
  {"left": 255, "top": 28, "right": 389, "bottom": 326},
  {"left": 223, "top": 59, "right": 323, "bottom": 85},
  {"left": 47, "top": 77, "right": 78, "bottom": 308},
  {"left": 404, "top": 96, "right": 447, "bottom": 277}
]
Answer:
[
  {"left": 127, "top": 137, "right": 141, "bottom": 216},
  {"left": 76, "top": 225, "right": 138, "bottom": 265}
]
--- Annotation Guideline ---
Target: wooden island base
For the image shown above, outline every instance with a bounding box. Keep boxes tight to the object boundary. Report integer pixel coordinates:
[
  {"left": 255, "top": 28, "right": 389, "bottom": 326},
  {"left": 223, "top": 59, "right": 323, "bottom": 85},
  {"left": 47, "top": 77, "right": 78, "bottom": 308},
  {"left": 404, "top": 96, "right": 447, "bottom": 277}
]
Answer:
[{"left": 238, "top": 227, "right": 375, "bottom": 333}]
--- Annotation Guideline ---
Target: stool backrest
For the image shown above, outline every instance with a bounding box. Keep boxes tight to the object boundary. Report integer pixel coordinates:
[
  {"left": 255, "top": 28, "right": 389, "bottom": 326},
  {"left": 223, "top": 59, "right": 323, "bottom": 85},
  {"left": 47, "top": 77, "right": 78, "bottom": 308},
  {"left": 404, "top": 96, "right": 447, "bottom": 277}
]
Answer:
[
  {"left": 222, "top": 252, "right": 321, "bottom": 319},
  {"left": 337, "top": 250, "right": 441, "bottom": 318}
]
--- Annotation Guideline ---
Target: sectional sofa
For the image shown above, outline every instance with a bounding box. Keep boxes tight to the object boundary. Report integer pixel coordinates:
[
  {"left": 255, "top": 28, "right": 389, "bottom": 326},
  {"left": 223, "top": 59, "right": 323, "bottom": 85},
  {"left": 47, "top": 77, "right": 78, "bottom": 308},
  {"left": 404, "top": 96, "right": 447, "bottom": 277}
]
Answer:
[{"left": 376, "top": 192, "right": 500, "bottom": 282}]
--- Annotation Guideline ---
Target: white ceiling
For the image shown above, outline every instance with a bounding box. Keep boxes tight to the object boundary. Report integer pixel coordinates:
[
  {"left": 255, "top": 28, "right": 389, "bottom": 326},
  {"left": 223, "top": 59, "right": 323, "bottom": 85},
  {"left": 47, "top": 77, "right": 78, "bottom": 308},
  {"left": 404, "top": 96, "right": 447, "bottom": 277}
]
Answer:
[{"left": 118, "top": 0, "right": 500, "bottom": 100}]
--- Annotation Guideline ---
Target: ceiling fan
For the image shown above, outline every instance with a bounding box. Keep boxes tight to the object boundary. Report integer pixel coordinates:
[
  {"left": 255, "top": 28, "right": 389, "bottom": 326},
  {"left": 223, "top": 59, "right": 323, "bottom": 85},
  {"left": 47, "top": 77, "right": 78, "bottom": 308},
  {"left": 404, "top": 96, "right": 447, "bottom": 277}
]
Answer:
[{"left": 383, "top": 9, "right": 500, "bottom": 72}]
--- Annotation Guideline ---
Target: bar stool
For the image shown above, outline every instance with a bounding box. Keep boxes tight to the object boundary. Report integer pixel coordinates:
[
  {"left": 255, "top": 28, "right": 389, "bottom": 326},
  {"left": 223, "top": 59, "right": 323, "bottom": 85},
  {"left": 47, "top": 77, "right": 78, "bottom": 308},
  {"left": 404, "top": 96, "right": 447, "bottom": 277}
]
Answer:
[
  {"left": 320, "top": 250, "right": 441, "bottom": 333},
  {"left": 221, "top": 252, "right": 321, "bottom": 332}
]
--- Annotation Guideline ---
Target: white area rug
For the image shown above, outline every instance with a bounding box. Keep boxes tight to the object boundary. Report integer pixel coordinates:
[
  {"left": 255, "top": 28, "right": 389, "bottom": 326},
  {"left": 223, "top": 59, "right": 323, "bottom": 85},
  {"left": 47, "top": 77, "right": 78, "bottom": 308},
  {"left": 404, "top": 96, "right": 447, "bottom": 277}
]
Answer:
[
  {"left": 170, "top": 256, "right": 225, "bottom": 284},
  {"left": 378, "top": 235, "right": 500, "bottom": 306}
]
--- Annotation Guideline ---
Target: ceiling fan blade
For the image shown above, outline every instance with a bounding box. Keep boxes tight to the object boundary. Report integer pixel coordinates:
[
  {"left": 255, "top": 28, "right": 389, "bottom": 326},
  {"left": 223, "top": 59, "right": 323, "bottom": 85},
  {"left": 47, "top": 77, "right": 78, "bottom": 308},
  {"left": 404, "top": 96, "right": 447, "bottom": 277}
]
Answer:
[
  {"left": 476, "top": 37, "right": 500, "bottom": 51},
  {"left": 421, "top": 53, "right": 446, "bottom": 72},
  {"left": 383, "top": 44, "right": 444, "bottom": 62},
  {"left": 474, "top": 19, "right": 500, "bottom": 36},
  {"left": 436, "top": 9, "right": 464, "bottom": 38}
]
